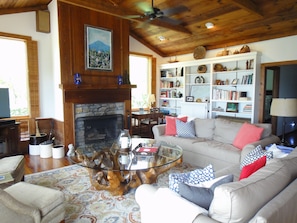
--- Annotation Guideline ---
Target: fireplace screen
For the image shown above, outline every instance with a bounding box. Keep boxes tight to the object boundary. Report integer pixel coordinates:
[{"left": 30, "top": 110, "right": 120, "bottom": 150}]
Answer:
[{"left": 75, "top": 114, "right": 123, "bottom": 151}]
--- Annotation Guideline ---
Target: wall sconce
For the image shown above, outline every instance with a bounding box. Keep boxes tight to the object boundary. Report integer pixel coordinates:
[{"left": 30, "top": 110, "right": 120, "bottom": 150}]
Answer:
[{"left": 205, "top": 22, "right": 214, "bottom": 29}]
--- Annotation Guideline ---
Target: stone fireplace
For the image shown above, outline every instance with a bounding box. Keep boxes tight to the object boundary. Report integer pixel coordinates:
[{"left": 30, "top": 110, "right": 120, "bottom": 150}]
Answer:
[
  {"left": 74, "top": 103, "right": 124, "bottom": 151},
  {"left": 61, "top": 86, "right": 134, "bottom": 149}
]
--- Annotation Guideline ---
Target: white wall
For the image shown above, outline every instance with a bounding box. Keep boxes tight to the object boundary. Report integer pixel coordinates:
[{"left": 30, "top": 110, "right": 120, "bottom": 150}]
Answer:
[
  {"left": 0, "top": 0, "right": 62, "bottom": 120},
  {"left": 153, "top": 35, "right": 297, "bottom": 64}
]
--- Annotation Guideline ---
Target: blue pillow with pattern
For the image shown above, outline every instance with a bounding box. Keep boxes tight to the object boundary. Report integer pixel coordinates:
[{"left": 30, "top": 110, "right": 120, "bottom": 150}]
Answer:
[
  {"left": 240, "top": 145, "right": 273, "bottom": 169},
  {"left": 176, "top": 119, "right": 196, "bottom": 138},
  {"left": 169, "top": 164, "right": 214, "bottom": 193}
]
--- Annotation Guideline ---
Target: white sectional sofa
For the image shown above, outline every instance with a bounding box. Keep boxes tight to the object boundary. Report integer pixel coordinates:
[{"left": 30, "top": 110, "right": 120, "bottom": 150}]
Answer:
[
  {"left": 136, "top": 148, "right": 297, "bottom": 223},
  {"left": 152, "top": 118, "right": 280, "bottom": 171},
  {"left": 135, "top": 117, "right": 297, "bottom": 223}
]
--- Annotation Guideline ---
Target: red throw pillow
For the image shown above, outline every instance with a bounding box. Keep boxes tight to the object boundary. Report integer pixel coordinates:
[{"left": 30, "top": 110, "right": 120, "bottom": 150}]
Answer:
[
  {"left": 239, "top": 156, "right": 266, "bottom": 180},
  {"left": 165, "top": 116, "right": 188, "bottom": 136},
  {"left": 233, "top": 123, "right": 264, "bottom": 150}
]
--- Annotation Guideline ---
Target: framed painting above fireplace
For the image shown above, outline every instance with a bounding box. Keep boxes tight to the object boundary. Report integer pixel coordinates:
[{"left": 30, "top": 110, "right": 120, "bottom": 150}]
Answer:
[{"left": 85, "top": 25, "right": 113, "bottom": 71}]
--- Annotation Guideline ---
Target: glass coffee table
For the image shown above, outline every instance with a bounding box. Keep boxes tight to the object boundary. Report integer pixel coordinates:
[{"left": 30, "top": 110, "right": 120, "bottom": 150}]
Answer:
[{"left": 71, "top": 138, "right": 183, "bottom": 195}]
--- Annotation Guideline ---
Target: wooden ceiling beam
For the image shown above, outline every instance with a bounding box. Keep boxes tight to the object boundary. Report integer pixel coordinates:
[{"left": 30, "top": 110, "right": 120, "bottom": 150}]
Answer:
[{"left": 228, "top": 0, "right": 263, "bottom": 17}]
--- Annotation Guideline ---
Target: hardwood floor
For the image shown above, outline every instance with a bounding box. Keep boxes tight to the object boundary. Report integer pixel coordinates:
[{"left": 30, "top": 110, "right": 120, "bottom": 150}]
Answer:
[{"left": 24, "top": 154, "right": 73, "bottom": 175}]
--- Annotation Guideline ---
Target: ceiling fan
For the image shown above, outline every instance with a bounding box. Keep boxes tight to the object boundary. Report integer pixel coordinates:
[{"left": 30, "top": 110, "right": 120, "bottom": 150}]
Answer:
[{"left": 127, "top": 0, "right": 191, "bottom": 34}]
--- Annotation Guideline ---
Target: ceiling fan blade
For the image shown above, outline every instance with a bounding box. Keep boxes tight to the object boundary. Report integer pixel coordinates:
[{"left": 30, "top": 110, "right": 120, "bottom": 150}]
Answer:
[
  {"left": 162, "top": 5, "right": 189, "bottom": 17},
  {"left": 124, "top": 15, "right": 143, "bottom": 19},
  {"left": 149, "top": 19, "right": 191, "bottom": 34},
  {"left": 159, "top": 16, "right": 182, "bottom": 26}
]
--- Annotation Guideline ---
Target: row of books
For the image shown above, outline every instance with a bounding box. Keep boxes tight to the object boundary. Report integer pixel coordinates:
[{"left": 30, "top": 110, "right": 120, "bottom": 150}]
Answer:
[
  {"left": 212, "top": 89, "right": 249, "bottom": 101},
  {"left": 161, "top": 81, "right": 174, "bottom": 88},
  {"left": 160, "top": 90, "right": 178, "bottom": 98},
  {"left": 241, "top": 74, "right": 253, "bottom": 84},
  {"left": 243, "top": 104, "right": 253, "bottom": 113}
]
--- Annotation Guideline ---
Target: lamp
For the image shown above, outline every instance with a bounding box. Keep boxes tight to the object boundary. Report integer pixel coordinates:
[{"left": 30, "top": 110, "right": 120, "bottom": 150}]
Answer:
[
  {"left": 270, "top": 98, "right": 297, "bottom": 145},
  {"left": 148, "top": 94, "right": 156, "bottom": 109}
]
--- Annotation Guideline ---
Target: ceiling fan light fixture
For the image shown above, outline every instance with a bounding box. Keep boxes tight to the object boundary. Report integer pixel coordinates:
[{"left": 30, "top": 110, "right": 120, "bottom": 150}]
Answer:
[{"left": 205, "top": 22, "right": 214, "bottom": 29}]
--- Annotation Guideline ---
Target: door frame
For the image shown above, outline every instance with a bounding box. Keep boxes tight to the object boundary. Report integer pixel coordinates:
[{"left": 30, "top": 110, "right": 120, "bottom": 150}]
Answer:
[{"left": 259, "top": 60, "right": 297, "bottom": 134}]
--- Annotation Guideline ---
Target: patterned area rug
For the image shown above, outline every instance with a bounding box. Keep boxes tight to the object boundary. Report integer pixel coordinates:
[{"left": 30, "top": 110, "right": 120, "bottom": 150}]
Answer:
[{"left": 25, "top": 163, "right": 197, "bottom": 223}]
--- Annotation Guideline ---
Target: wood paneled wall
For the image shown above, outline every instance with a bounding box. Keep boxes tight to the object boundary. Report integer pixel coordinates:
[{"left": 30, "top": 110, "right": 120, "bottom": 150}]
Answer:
[
  {"left": 58, "top": 1, "right": 129, "bottom": 85},
  {"left": 57, "top": 1, "right": 132, "bottom": 148}
]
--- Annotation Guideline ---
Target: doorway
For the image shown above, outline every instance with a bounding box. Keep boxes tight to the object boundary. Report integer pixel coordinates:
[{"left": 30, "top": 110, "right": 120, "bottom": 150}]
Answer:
[{"left": 259, "top": 60, "right": 297, "bottom": 136}]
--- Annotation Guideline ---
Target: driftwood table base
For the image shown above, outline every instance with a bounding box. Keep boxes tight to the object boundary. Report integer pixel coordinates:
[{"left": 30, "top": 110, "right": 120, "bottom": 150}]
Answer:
[
  {"left": 73, "top": 139, "right": 183, "bottom": 196},
  {"left": 88, "top": 158, "right": 182, "bottom": 196}
]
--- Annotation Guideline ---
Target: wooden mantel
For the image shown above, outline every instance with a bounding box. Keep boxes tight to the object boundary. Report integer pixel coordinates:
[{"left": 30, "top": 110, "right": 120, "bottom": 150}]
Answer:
[
  {"left": 62, "top": 84, "right": 136, "bottom": 148},
  {"left": 60, "top": 84, "right": 136, "bottom": 103}
]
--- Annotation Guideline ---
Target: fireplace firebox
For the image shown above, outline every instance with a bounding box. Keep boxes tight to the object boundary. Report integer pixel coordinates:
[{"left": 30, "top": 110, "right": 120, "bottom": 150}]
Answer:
[{"left": 75, "top": 114, "right": 123, "bottom": 152}]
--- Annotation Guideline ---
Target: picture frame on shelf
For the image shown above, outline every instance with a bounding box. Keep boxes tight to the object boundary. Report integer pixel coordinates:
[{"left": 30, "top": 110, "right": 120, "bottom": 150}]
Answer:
[
  {"left": 186, "top": 96, "right": 194, "bottom": 102},
  {"left": 85, "top": 25, "right": 112, "bottom": 71},
  {"left": 226, "top": 102, "right": 239, "bottom": 112}
]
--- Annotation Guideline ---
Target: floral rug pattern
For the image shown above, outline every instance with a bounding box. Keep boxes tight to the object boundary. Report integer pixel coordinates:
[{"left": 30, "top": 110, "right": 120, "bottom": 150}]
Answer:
[{"left": 25, "top": 163, "right": 197, "bottom": 223}]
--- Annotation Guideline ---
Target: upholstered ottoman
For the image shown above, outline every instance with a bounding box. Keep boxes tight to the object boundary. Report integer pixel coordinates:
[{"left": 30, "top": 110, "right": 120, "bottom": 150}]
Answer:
[
  {"left": 0, "top": 155, "right": 24, "bottom": 188},
  {"left": 3, "top": 182, "right": 65, "bottom": 223}
]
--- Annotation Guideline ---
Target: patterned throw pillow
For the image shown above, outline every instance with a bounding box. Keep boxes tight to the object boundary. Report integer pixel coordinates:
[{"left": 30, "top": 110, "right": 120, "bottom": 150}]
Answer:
[
  {"left": 176, "top": 119, "right": 196, "bottom": 138},
  {"left": 165, "top": 116, "right": 188, "bottom": 136},
  {"left": 169, "top": 164, "right": 214, "bottom": 193},
  {"left": 240, "top": 145, "right": 273, "bottom": 169}
]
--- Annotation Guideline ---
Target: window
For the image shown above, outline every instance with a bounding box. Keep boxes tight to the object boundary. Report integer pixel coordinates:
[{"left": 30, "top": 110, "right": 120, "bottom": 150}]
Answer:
[
  {"left": 0, "top": 32, "right": 40, "bottom": 138},
  {"left": 0, "top": 37, "right": 29, "bottom": 116},
  {"left": 129, "top": 54, "right": 152, "bottom": 109}
]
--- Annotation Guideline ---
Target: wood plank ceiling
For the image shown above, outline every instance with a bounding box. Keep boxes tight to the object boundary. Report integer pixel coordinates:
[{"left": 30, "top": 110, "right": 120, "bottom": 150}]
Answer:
[{"left": 1, "top": 0, "right": 297, "bottom": 57}]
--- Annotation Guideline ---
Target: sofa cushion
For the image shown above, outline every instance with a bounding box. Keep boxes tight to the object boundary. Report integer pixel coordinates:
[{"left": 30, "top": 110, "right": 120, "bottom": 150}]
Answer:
[
  {"left": 0, "top": 155, "right": 24, "bottom": 173},
  {"left": 213, "top": 119, "right": 243, "bottom": 144},
  {"left": 191, "top": 141, "right": 241, "bottom": 166},
  {"left": 209, "top": 158, "right": 296, "bottom": 223},
  {"left": 176, "top": 119, "right": 196, "bottom": 138},
  {"left": 169, "top": 164, "right": 214, "bottom": 193},
  {"left": 165, "top": 116, "right": 188, "bottom": 136},
  {"left": 179, "top": 174, "right": 233, "bottom": 210},
  {"left": 233, "top": 123, "right": 264, "bottom": 149},
  {"left": 194, "top": 118, "right": 215, "bottom": 139},
  {"left": 5, "top": 182, "right": 64, "bottom": 217},
  {"left": 240, "top": 145, "right": 273, "bottom": 169},
  {"left": 255, "top": 123, "right": 272, "bottom": 139},
  {"left": 239, "top": 156, "right": 266, "bottom": 180}
]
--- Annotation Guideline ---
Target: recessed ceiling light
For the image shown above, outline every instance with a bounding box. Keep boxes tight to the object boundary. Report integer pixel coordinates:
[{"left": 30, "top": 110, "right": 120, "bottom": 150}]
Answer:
[
  {"left": 205, "top": 22, "right": 214, "bottom": 29},
  {"left": 158, "top": 36, "right": 166, "bottom": 41}
]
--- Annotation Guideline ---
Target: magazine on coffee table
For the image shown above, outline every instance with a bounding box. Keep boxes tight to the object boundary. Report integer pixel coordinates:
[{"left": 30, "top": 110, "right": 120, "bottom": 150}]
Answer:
[{"left": 137, "top": 146, "right": 159, "bottom": 153}]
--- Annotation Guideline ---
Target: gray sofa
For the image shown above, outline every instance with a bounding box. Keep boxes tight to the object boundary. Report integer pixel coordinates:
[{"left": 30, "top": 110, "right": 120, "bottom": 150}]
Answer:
[
  {"left": 136, "top": 148, "right": 297, "bottom": 223},
  {"left": 152, "top": 118, "right": 280, "bottom": 171}
]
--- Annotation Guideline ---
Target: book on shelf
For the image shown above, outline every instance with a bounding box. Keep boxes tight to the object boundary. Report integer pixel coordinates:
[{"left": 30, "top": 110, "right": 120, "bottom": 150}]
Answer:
[
  {"left": 239, "top": 97, "right": 251, "bottom": 101},
  {"left": 243, "top": 104, "right": 253, "bottom": 112},
  {"left": 241, "top": 74, "right": 253, "bottom": 85}
]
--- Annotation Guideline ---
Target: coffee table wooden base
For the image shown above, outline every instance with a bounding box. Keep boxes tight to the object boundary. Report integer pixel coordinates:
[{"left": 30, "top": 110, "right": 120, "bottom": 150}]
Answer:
[{"left": 88, "top": 158, "right": 182, "bottom": 196}]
